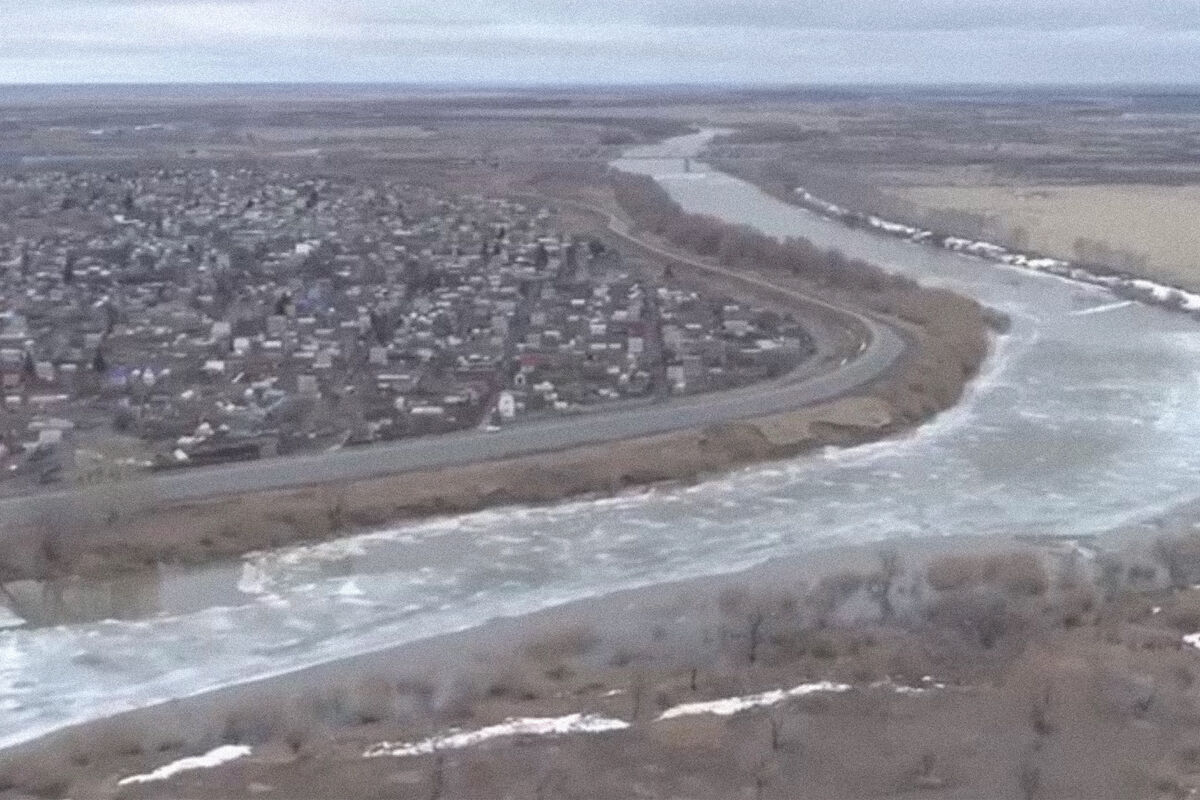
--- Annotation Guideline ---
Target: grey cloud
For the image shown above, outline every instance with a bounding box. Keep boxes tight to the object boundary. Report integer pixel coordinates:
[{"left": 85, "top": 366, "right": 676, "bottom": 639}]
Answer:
[
  {"left": 2, "top": 0, "right": 1199, "bottom": 83},
  {"left": 358, "top": 0, "right": 1200, "bottom": 31}
]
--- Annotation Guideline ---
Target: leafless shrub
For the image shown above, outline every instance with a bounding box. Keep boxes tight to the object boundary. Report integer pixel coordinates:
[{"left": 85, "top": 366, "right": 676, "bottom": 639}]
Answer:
[
  {"left": 1030, "top": 687, "right": 1054, "bottom": 738},
  {"left": 926, "top": 552, "right": 1048, "bottom": 597},
  {"left": 430, "top": 752, "right": 446, "bottom": 800},
  {"left": 281, "top": 711, "right": 332, "bottom": 759},
  {"left": 394, "top": 677, "right": 438, "bottom": 717},
  {"left": 719, "top": 589, "right": 800, "bottom": 664},
  {"left": 435, "top": 675, "right": 481, "bottom": 721},
  {"left": 926, "top": 555, "right": 981, "bottom": 592},
  {"left": 1154, "top": 535, "right": 1200, "bottom": 590},
  {"left": 1172, "top": 739, "right": 1200, "bottom": 774},
  {"left": 872, "top": 548, "right": 902, "bottom": 620},
  {"left": 323, "top": 485, "right": 349, "bottom": 533},
  {"left": 347, "top": 675, "right": 398, "bottom": 725},
  {"left": 1019, "top": 760, "right": 1041, "bottom": 800},
  {"left": 222, "top": 697, "right": 292, "bottom": 744},
  {"left": 913, "top": 750, "right": 946, "bottom": 790},
  {"left": 992, "top": 554, "right": 1049, "bottom": 597},
  {"left": 1096, "top": 555, "right": 1126, "bottom": 601},
  {"left": 89, "top": 715, "right": 192, "bottom": 758},
  {"left": 1164, "top": 594, "right": 1200, "bottom": 632},
  {"left": 609, "top": 648, "right": 645, "bottom": 668},
  {"left": 486, "top": 666, "right": 540, "bottom": 702},
  {"left": 767, "top": 707, "right": 803, "bottom": 754},
  {"left": 809, "top": 635, "right": 839, "bottom": 660},
  {"left": 308, "top": 684, "right": 351, "bottom": 726},
  {"left": 1127, "top": 562, "right": 1160, "bottom": 586},
  {"left": 543, "top": 663, "right": 573, "bottom": 683},
  {"left": 925, "top": 589, "right": 1013, "bottom": 648},
  {"left": 809, "top": 570, "right": 870, "bottom": 627},
  {"left": 0, "top": 750, "right": 72, "bottom": 798},
  {"left": 1093, "top": 667, "right": 1158, "bottom": 720},
  {"left": 1059, "top": 584, "right": 1097, "bottom": 628},
  {"left": 885, "top": 641, "right": 936, "bottom": 685},
  {"left": 1151, "top": 773, "right": 1192, "bottom": 800},
  {"left": 523, "top": 624, "right": 598, "bottom": 662},
  {"left": 629, "top": 671, "right": 647, "bottom": 721}
]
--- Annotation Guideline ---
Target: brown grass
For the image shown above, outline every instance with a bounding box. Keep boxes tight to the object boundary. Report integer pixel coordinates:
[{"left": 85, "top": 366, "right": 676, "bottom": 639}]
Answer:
[
  {"left": 926, "top": 552, "right": 1048, "bottom": 597},
  {"left": 10, "top": 535, "right": 1200, "bottom": 798},
  {"left": 522, "top": 624, "right": 599, "bottom": 662}
]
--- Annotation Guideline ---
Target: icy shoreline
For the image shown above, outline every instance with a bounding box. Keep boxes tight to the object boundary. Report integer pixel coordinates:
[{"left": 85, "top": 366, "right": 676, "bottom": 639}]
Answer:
[{"left": 791, "top": 187, "right": 1200, "bottom": 315}]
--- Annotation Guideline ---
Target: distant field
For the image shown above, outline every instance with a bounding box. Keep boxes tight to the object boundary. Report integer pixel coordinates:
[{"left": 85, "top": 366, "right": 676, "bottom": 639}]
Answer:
[
  {"left": 695, "top": 89, "right": 1200, "bottom": 291},
  {"left": 893, "top": 182, "right": 1200, "bottom": 289}
]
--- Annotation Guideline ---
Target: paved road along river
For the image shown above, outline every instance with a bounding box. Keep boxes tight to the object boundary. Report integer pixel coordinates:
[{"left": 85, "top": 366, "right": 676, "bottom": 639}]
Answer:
[
  {"left": 4, "top": 131, "right": 1200, "bottom": 749},
  {"left": 0, "top": 250, "right": 904, "bottom": 518}
]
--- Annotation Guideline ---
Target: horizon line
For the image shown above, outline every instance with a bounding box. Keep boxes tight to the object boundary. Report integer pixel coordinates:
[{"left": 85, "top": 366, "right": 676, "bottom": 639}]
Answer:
[{"left": 3, "top": 80, "right": 1200, "bottom": 90}]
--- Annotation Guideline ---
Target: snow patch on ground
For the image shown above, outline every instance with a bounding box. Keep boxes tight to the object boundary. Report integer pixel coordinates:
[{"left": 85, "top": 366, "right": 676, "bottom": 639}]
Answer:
[
  {"left": 362, "top": 679, "right": 946, "bottom": 759},
  {"left": 117, "top": 745, "right": 251, "bottom": 786},
  {"left": 1072, "top": 300, "right": 1135, "bottom": 317},
  {"left": 792, "top": 185, "right": 1200, "bottom": 316},
  {"left": 1183, "top": 632, "right": 1200, "bottom": 649},
  {"left": 364, "top": 714, "right": 630, "bottom": 758},
  {"left": 657, "top": 680, "right": 852, "bottom": 720}
]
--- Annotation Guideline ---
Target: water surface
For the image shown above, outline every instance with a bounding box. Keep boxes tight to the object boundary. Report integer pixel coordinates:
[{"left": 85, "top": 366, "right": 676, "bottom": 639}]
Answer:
[{"left": 2, "top": 132, "right": 1198, "bottom": 747}]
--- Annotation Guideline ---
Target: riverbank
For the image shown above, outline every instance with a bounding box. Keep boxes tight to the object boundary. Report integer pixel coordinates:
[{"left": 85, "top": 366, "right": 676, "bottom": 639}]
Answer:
[
  {"left": 712, "top": 156, "right": 1200, "bottom": 320},
  {"left": 3, "top": 395, "right": 895, "bottom": 581},
  {"left": 7, "top": 520, "right": 1200, "bottom": 799},
  {"left": 0, "top": 298, "right": 972, "bottom": 583},
  {"left": 0, "top": 174, "right": 999, "bottom": 583}
]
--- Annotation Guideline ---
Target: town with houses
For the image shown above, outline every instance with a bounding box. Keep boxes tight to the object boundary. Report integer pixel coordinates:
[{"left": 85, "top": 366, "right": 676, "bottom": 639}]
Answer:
[{"left": 0, "top": 168, "right": 814, "bottom": 491}]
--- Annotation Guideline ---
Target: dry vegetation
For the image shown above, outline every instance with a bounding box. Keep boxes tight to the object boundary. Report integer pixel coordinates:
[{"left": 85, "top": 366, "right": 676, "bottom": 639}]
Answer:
[
  {"left": 611, "top": 171, "right": 994, "bottom": 426},
  {"left": 0, "top": 91, "right": 1001, "bottom": 586},
  {"left": 0, "top": 166, "right": 992, "bottom": 584},
  {"left": 0, "top": 396, "right": 894, "bottom": 586},
  {"left": 11, "top": 534, "right": 1200, "bottom": 798},
  {"left": 703, "top": 91, "right": 1200, "bottom": 290}
]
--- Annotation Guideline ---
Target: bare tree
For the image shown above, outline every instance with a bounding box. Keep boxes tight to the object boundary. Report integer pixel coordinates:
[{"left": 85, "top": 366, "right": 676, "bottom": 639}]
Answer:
[
  {"left": 1031, "top": 686, "right": 1053, "bottom": 739},
  {"left": 534, "top": 764, "right": 567, "bottom": 800},
  {"left": 718, "top": 588, "right": 792, "bottom": 665},
  {"left": 869, "top": 548, "right": 901, "bottom": 620},
  {"left": 747, "top": 606, "right": 767, "bottom": 665},
  {"left": 430, "top": 753, "right": 446, "bottom": 800},
  {"left": 629, "top": 671, "right": 646, "bottom": 722},
  {"left": 752, "top": 757, "right": 779, "bottom": 800},
  {"left": 914, "top": 751, "right": 945, "bottom": 789},
  {"left": 74, "top": 439, "right": 159, "bottom": 527},
  {"left": 1019, "top": 760, "right": 1041, "bottom": 800},
  {"left": 324, "top": 484, "right": 349, "bottom": 533},
  {"left": 1153, "top": 535, "right": 1200, "bottom": 590}
]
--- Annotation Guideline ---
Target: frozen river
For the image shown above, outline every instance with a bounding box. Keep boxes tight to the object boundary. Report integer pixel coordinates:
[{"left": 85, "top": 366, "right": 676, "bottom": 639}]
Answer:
[{"left": 4, "top": 132, "right": 1200, "bottom": 748}]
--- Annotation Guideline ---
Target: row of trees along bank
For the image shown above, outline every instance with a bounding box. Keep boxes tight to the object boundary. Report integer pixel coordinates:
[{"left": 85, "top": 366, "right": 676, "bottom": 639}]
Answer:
[{"left": 610, "top": 171, "right": 996, "bottom": 421}]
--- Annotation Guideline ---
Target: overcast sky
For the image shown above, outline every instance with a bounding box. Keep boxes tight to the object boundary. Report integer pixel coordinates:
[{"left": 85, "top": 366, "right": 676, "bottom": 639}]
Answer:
[{"left": 1, "top": 0, "right": 1198, "bottom": 85}]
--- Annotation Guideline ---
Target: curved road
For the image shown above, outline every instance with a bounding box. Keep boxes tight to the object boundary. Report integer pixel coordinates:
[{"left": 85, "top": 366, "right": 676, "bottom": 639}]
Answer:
[{"left": 0, "top": 202, "right": 907, "bottom": 520}]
